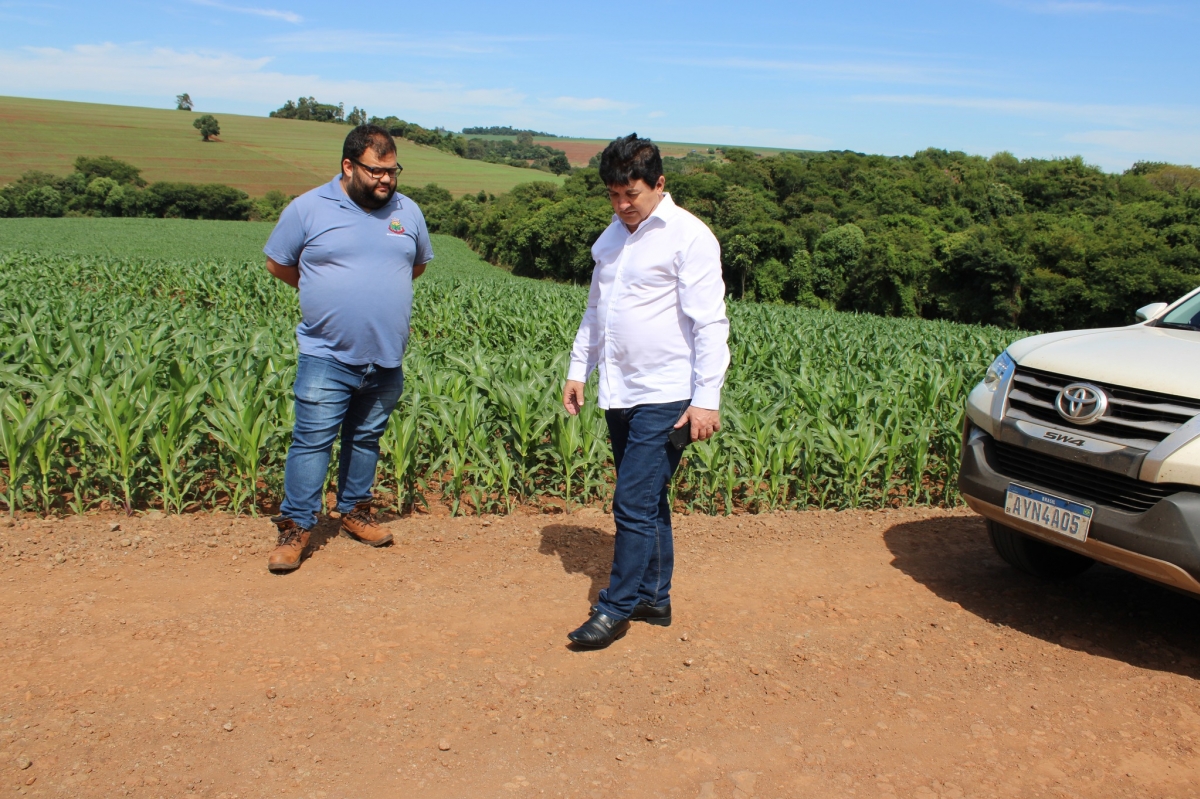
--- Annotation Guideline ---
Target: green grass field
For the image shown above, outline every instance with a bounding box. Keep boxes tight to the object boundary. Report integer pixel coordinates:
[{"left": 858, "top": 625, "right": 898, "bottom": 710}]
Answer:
[
  {"left": 0, "top": 217, "right": 510, "bottom": 280},
  {"left": 0, "top": 96, "right": 562, "bottom": 198}
]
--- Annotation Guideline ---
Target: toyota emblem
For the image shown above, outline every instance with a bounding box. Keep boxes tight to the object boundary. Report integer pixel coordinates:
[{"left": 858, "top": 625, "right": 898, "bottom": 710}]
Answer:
[{"left": 1055, "top": 383, "right": 1108, "bottom": 425}]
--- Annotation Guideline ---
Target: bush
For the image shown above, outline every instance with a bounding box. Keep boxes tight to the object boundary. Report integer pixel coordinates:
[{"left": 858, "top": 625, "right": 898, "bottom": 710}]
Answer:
[
  {"left": 250, "top": 190, "right": 293, "bottom": 222},
  {"left": 146, "top": 182, "right": 251, "bottom": 220},
  {"left": 75, "top": 155, "right": 145, "bottom": 187},
  {"left": 0, "top": 156, "right": 270, "bottom": 223}
]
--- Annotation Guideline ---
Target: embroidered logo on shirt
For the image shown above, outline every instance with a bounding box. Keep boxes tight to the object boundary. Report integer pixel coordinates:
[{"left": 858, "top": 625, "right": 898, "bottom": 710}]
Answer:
[{"left": 387, "top": 218, "right": 406, "bottom": 236}]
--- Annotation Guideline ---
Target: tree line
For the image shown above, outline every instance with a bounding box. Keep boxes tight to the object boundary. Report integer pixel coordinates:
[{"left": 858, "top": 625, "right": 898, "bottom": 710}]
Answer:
[
  {"left": 0, "top": 156, "right": 291, "bottom": 222},
  {"left": 270, "top": 97, "right": 367, "bottom": 126},
  {"left": 364, "top": 117, "right": 570, "bottom": 175},
  {"left": 412, "top": 148, "right": 1200, "bottom": 331},
  {"left": 463, "top": 126, "right": 557, "bottom": 137},
  {"left": 269, "top": 97, "right": 572, "bottom": 176}
]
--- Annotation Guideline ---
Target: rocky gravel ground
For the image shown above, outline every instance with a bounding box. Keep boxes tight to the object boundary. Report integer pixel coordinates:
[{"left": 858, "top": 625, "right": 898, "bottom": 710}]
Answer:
[{"left": 2, "top": 505, "right": 1199, "bottom": 798}]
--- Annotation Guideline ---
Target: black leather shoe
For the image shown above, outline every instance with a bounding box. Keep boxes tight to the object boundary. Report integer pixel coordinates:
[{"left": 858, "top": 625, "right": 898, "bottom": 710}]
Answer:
[
  {"left": 568, "top": 612, "right": 629, "bottom": 648},
  {"left": 590, "top": 602, "right": 672, "bottom": 627}
]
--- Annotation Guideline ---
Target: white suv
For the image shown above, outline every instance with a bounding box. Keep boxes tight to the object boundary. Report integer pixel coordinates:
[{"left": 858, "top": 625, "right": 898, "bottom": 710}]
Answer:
[{"left": 960, "top": 286, "right": 1200, "bottom": 594}]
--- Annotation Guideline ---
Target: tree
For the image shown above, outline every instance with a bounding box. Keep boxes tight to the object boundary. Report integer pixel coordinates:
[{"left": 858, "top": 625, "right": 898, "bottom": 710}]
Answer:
[
  {"left": 548, "top": 154, "right": 571, "bottom": 175},
  {"left": 193, "top": 115, "right": 220, "bottom": 142},
  {"left": 176, "top": 93, "right": 193, "bottom": 111},
  {"left": 811, "top": 223, "right": 865, "bottom": 305},
  {"left": 346, "top": 106, "right": 367, "bottom": 126},
  {"left": 18, "top": 186, "right": 64, "bottom": 218},
  {"left": 270, "top": 97, "right": 344, "bottom": 123}
]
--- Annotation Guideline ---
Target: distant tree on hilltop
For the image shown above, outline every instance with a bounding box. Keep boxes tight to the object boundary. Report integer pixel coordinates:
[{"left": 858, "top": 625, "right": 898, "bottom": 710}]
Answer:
[
  {"left": 193, "top": 114, "right": 220, "bottom": 141},
  {"left": 270, "top": 97, "right": 345, "bottom": 123},
  {"left": 462, "top": 125, "right": 557, "bottom": 137},
  {"left": 176, "top": 93, "right": 193, "bottom": 111}
]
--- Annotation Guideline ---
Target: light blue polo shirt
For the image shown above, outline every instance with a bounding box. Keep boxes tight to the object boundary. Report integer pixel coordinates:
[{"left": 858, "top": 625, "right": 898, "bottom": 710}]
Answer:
[{"left": 263, "top": 176, "right": 434, "bottom": 368}]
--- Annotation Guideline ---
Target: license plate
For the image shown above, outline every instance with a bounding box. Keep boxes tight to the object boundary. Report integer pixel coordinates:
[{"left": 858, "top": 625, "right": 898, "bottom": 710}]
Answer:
[{"left": 1004, "top": 483, "right": 1093, "bottom": 542}]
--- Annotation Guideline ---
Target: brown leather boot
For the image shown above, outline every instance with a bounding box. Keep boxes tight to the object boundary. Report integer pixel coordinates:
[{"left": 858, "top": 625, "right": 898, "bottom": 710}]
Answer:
[
  {"left": 267, "top": 516, "right": 311, "bottom": 573},
  {"left": 340, "top": 501, "right": 393, "bottom": 546}
]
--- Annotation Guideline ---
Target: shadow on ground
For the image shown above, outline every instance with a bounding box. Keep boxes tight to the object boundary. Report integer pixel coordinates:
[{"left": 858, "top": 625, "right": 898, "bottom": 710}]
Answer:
[
  {"left": 292, "top": 515, "right": 365, "bottom": 570},
  {"left": 538, "top": 524, "right": 614, "bottom": 603},
  {"left": 884, "top": 514, "right": 1200, "bottom": 678}
]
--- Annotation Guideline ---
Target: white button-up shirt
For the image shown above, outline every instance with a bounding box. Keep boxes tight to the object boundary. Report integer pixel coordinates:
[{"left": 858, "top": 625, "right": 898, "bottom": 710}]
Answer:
[{"left": 567, "top": 193, "right": 730, "bottom": 410}]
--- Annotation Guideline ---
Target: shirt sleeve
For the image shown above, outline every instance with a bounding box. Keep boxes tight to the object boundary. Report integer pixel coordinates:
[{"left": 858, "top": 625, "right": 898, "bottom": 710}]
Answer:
[
  {"left": 262, "top": 199, "right": 306, "bottom": 266},
  {"left": 412, "top": 206, "right": 435, "bottom": 265},
  {"left": 567, "top": 267, "right": 602, "bottom": 383},
  {"left": 677, "top": 227, "right": 730, "bottom": 410}
]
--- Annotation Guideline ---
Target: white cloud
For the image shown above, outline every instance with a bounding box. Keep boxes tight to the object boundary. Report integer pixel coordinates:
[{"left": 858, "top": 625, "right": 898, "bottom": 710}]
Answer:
[
  {"left": 190, "top": 0, "right": 303, "bottom": 24},
  {"left": 659, "top": 56, "right": 971, "bottom": 86},
  {"left": 0, "top": 42, "right": 527, "bottom": 117},
  {"left": 852, "top": 93, "right": 1200, "bottom": 168},
  {"left": 1003, "top": 1, "right": 1168, "bottom": 13},
  {"left": 266, "top": 29, "right": 547, "bottom": 57},
  {"left": 544, "top": 96, "right": 634, "bottom": 112},
  {"left": 648, "top": 110, "right": 666, "bottom": 119},
  {"left": 1066, "top": 129, "right": 1200, "bottom": 165},
  {"left": 853, "top": 93, "right": 1200, "bottom": 128}
]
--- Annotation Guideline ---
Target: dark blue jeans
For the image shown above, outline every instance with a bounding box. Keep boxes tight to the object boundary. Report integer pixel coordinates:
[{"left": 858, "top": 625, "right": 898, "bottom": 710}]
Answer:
[
  {"left": 595, "top": 398, "right": 690, "bottom": 620},
  {"left": 279, "top": 354, "right": 404, "bottom": 530}
]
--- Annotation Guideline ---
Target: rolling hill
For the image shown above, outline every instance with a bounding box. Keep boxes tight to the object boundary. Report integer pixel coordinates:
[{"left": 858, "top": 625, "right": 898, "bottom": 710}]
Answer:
[{"left": 0, "top": 96, "right": 563, "bottom": 198}]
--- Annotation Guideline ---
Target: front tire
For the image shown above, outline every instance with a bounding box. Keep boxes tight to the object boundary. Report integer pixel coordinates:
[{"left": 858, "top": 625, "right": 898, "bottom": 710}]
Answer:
[{"left": 987, "top": 519, "right": 1095, "bottom": 580}]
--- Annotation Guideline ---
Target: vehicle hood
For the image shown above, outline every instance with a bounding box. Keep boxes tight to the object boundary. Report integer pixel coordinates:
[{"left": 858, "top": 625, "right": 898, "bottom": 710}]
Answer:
[{"left": 1009, "top": 324, "right": 1200, "bottom": 400}]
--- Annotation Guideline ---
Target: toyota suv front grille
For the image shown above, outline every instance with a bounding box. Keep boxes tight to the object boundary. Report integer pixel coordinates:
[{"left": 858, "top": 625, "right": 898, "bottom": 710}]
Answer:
[
  {"left": 992, "top": 440, "right": 1190, "bottom": 513},
  {"left": 1006, "top": 366, "right": 1200, "bottom": 450}
]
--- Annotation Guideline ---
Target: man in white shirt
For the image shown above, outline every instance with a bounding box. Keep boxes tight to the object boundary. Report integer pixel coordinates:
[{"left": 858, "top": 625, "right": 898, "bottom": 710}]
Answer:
[{"left": 562, "top": 133, "right": 730, "bottom": 648}]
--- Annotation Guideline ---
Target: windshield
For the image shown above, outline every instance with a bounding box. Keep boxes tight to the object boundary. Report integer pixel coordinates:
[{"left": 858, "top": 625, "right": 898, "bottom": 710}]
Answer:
[{"left": 1159, "top": 290, "right": 1200, "bottom": 331}]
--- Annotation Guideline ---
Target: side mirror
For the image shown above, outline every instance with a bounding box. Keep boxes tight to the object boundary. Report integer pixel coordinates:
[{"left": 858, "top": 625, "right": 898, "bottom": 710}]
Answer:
[{"left": 1136, "top": 302, "right": 1168, "bottom": 322}]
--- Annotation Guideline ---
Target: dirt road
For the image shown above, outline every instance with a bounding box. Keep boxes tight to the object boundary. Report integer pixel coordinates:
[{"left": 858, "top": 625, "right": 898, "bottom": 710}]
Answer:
[{"left": 2, "top": 505, "right": 1199, "bottom": 798}]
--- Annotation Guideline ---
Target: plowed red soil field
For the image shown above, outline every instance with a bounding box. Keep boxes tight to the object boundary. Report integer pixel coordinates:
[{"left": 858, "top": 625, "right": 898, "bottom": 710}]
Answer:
[{"left": 3, "top": 506, "right": 1199, "bottom": 798}]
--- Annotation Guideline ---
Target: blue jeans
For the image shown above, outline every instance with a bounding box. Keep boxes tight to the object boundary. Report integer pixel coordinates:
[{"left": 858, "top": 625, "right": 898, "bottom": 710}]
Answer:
[
  {"left": 279, "top": 354, "right": 404, "bottom": 530},
  {"left": 595, "top": 398, "right": 690, "bottom": 620}
]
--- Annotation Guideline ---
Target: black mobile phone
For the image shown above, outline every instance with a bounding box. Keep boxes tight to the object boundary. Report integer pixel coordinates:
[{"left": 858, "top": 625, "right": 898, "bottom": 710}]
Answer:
[{"left": 668, "top": 423, "right": 691, "bottom": 450}]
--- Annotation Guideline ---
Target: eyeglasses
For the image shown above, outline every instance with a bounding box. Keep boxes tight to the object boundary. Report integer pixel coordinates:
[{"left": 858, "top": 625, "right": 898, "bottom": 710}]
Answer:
[{"left": 351, "top": 159, "right": 402, "bottom": 180}]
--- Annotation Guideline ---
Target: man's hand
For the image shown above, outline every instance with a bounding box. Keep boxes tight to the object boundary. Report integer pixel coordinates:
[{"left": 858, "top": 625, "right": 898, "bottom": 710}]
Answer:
[
  {"left": 563, "top": 380, "right": 586, "bottom": 416},
  {"left": 675, "top": 406, "right": 721, "bottom": 442},
  {"left": 266, "top": 257, "right": 299, "bottom": 289}
]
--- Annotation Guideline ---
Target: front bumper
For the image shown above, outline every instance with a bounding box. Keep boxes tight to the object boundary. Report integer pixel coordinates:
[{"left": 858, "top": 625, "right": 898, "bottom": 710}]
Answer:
[{"left": 959, "top": 422, "right": 1200, "bottom": 595}]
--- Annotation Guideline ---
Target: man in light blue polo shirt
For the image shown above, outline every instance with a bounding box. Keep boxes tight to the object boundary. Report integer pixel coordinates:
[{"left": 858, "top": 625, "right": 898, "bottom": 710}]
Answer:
[{"left": 262, "top": 124, "right": 433, "bottom": 573}]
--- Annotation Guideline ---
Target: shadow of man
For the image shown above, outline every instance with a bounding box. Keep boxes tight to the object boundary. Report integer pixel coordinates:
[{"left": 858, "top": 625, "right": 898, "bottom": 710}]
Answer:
[
  {"left": 884, "top": 514, "right": 1200, "bottom": 678},
  {"left": 301, "top": 515, "right": 345, "bottom": 562},
  {"left": 538, "top": 524, "right": 614, "bottom": 605}
]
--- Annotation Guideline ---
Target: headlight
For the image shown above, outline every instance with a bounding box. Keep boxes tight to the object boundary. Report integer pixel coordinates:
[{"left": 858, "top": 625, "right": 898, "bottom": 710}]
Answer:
[{"left": 983, "top": 351, "right": 1015, "bottom": 388}]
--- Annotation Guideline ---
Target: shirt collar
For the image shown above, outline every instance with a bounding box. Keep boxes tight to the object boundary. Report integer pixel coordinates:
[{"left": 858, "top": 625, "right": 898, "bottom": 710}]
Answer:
[
  {"left": 619, "top": 192, "right": 678, "bottom": 235},
  {"left": 317, "top": 175, "right": 346, "bottom": 203}
]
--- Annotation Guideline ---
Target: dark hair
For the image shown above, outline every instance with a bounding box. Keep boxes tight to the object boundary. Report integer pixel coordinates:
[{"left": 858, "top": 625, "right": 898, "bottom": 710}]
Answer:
[
  {"left": 598, "top": 133, "right": 663, "bottom": 188},
  {"left": 342, "top": 124, "right": 396, "bottom": 163}
]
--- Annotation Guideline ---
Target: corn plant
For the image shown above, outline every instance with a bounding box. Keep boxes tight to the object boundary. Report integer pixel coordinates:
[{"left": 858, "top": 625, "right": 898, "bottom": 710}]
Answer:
[
  {"left": 0, "top": 392, "right": 49, "bottom": 516},
  {"left": 77, "top": 366, "right": 164, "bottom": 513},
  {"left": 0, "top": 239, "right": 1012, "bottom": 518}
]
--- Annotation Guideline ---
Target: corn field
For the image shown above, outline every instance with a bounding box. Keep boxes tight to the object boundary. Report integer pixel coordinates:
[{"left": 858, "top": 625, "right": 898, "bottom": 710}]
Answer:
[{"left": 0, "top": 230, "right": 1012, "bottom": 517}]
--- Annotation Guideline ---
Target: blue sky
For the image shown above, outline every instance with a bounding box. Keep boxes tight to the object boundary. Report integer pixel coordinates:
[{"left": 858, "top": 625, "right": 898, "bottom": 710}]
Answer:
[{"left": 0, "top": 0, "right": 1197, "bottom": 170}]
